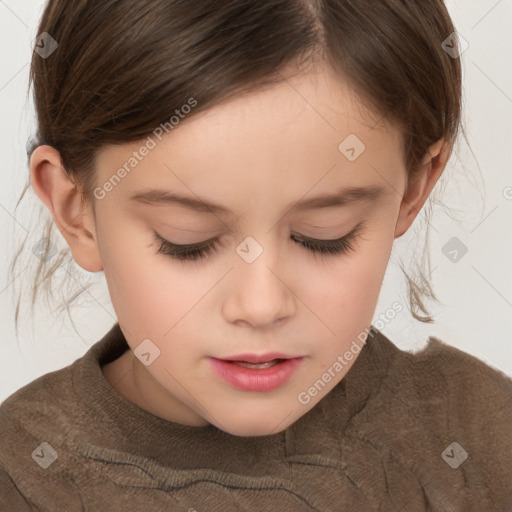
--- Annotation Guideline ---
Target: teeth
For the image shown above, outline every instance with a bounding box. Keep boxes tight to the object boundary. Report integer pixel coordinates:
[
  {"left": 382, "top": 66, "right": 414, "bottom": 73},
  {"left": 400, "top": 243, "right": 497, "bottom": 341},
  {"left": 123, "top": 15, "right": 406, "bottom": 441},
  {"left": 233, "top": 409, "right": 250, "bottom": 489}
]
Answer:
[{"left": 233, "top": 359, "right": 280, "bottom": 369}]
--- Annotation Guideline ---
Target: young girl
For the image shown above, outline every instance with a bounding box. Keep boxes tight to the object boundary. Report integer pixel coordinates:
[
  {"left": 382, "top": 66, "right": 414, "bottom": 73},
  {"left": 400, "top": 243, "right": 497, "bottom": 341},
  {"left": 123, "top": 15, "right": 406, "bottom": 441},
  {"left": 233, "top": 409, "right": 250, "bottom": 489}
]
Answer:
[{"left": 1, "top": 0, "right": 511, "bottom": 510}]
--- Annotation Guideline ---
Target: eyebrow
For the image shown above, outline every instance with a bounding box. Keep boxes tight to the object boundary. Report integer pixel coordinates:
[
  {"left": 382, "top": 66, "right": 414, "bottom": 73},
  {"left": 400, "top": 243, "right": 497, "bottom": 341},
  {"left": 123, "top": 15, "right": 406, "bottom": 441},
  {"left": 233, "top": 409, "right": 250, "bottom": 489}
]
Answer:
[{"left": 130, "top": 184, "right": 385, "bottom": 215}]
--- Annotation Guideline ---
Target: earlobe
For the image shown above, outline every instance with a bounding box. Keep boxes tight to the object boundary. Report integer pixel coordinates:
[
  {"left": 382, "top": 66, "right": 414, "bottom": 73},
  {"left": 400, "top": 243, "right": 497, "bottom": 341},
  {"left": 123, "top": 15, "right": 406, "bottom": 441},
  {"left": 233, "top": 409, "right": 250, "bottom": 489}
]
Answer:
[
  {"left": 394, "top": 138, "right": 451, "bottom": 239},
  {"left": 29, "top": 145, "right": 103, "bottom": 272}
]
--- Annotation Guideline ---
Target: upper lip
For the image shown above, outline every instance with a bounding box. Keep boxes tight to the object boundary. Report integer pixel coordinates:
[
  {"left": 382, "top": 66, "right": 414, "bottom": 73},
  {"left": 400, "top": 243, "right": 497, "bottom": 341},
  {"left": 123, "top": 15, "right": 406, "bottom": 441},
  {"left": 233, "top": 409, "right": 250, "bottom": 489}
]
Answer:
[{"left": 215, "top": 352, "right": 304, "bottom": 363}]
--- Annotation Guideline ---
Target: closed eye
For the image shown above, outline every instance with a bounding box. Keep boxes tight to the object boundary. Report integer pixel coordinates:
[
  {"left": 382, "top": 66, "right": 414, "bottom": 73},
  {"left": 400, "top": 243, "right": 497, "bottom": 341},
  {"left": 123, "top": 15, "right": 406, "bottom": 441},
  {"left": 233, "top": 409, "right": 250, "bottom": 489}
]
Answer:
[{"left": 153, "top": 221, "right": 365, "bottom": 263}]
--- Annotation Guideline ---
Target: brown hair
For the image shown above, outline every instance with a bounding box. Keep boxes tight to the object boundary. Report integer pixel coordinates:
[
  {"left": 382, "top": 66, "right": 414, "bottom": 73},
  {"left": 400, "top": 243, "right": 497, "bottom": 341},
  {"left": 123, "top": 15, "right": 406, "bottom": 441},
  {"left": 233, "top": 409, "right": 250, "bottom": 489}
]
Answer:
[{"left": 11, "top": 0, "right": 466, "bottom": 338}]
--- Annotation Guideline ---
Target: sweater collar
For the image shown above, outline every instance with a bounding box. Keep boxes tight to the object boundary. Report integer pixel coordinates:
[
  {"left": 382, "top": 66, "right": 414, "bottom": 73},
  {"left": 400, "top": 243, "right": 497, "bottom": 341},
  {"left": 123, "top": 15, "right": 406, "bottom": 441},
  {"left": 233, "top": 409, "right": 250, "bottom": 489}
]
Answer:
[{"left": 72, "top": 322, "right": 395, "bottom": 473}]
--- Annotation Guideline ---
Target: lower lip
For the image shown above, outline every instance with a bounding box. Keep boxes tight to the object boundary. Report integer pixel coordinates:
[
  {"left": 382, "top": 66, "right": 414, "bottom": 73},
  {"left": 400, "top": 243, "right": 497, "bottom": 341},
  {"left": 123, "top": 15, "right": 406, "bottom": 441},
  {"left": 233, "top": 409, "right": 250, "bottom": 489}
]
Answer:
[{"left": 208, "top": 357, "right": 303, "bottom": 392}]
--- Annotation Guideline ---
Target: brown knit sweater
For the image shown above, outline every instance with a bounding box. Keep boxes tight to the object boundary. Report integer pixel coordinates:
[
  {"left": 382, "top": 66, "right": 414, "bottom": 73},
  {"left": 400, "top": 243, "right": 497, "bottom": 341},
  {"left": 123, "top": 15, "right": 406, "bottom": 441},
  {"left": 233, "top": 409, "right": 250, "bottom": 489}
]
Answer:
[{"left": 1, "top": 323, "right": 511, "bottom": 511}]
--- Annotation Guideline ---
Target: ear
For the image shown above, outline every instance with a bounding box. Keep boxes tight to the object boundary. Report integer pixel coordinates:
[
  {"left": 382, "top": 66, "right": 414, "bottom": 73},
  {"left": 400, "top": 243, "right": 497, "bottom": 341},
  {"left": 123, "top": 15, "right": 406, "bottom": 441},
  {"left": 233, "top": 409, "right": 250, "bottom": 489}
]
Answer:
[
  {"left": 394, "top": 139, "right": 452, "bottom": 239},
  {"left": 29, "top": 145, "right": 103, "bottom": 272}
]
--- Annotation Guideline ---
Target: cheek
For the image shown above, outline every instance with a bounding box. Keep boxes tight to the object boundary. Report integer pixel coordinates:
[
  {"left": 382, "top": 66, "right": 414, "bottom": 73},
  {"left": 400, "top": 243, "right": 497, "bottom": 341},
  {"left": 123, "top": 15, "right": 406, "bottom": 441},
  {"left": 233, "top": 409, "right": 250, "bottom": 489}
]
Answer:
[
  {"left": 102, "top": 226, "right": 218, "bottom": 350},
  {"left": 312, "top": 227, "right": 393, "bottom": 310},
  {"left": 105, "top": 255, "right": 202, "bottom": 336},
  {"left": 97, "top": 220, "right": 195, "bottom": 334},
  {"left": 304, "top": 224, "right": 394, "bottom": 356}
]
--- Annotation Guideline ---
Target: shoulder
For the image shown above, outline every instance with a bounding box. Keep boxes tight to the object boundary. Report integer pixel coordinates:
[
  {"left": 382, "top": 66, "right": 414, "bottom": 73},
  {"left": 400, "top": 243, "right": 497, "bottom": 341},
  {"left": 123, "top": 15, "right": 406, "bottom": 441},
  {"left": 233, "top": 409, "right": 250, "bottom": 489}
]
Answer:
[
  {"left": 356, "top": 330, "right": 512, "bottom": 423},
  {"left": 390, "top": 335, "right": 512, "bottom": 414},
  {"left": 0, "top": 362, "right": 77, "bottom": 434},
  {"left": 379, "top": 334, "right": 512, "bottom": 439},
  {"left": 0, "top": 363, "right": 89, "bottom": 508},
  {"left": 0, "top": 327, "right": 124, "bottom": 509},
  {"left": 0, "top": 356, "right": 86, "bottom": 452},
  {"left": 0, "top": 365, "right": 82, "bottom": 501},
  {"left": 358, "top": 333, "right": 512, "bottom": 506},
  {"left": 0, "top": 363, "right": 76, "bottom": 450}
]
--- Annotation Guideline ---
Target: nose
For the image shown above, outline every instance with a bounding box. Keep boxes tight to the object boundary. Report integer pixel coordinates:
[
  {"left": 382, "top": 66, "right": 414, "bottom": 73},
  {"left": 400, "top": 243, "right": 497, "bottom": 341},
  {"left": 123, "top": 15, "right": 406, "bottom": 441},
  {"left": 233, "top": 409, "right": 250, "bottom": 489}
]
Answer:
[{"left": 222, "top": 247, "right": 296, "bottom": 329}]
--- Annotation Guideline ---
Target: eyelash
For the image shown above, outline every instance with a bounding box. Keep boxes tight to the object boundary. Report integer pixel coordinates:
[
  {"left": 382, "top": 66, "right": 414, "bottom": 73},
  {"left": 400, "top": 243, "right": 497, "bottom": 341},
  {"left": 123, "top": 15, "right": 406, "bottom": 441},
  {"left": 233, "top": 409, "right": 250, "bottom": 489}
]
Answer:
[{"left": 153, "top": 222, "right": 365, "bottom": 263}]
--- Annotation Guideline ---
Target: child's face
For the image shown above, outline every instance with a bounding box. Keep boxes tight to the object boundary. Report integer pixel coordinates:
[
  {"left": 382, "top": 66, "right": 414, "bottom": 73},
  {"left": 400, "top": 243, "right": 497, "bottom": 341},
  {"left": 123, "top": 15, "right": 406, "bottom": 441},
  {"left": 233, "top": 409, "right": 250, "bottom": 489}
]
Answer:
[{"left": 92, "top": 64, "right": 415, "bottom": 436}]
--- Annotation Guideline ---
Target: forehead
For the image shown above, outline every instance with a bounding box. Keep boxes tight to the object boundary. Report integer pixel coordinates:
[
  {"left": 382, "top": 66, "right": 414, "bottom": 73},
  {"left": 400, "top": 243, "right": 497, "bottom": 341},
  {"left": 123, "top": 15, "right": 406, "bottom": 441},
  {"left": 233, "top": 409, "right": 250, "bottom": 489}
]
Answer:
[
  {"left": 172, "top": 65, "right": 392, "bottom": 149},
  {"left": 94, "top": 63, "right": 405, "bottom": 214}
]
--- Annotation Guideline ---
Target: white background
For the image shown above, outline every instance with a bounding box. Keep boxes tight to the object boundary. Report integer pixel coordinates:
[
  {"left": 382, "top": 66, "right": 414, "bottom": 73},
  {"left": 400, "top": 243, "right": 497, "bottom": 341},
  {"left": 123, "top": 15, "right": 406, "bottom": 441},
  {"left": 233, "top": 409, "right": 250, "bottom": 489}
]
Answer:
[{"left": 1, "top": 0, "right": 511, "bottom": 403}]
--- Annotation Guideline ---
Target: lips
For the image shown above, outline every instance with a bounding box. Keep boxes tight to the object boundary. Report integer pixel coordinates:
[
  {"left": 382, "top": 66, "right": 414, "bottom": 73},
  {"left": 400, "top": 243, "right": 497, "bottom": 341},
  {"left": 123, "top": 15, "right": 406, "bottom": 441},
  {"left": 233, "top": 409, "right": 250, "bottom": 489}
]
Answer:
[
  {"left": 232, "top": 359, "right": 282, "bottom": 369},
  {"left": 209, "top": 356, "right": 304, "bottom": 392},
  {"left": 219, "top": 352, "right": 301, "bottom": 364}
]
